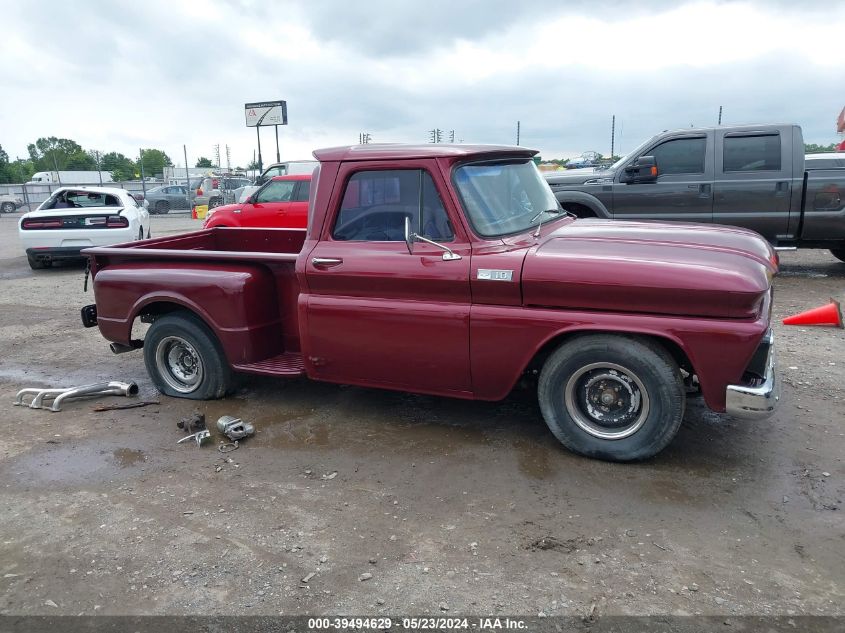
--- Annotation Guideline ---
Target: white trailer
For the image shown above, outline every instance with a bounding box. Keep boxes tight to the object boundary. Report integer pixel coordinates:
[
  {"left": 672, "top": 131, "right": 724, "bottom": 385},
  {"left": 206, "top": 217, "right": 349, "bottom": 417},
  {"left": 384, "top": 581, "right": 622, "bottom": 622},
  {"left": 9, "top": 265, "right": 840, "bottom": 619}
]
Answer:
[{"left": 27, "top": 171, "right": 114, "bottom": 185}]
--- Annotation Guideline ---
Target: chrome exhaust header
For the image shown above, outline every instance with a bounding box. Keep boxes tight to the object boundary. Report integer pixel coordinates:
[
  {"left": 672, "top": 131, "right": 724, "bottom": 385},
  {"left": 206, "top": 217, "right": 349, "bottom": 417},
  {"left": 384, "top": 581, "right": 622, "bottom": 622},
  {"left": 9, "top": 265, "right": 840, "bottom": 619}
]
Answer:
[{"left": 13, "top": 381, "right": 140, "bottom": 412}]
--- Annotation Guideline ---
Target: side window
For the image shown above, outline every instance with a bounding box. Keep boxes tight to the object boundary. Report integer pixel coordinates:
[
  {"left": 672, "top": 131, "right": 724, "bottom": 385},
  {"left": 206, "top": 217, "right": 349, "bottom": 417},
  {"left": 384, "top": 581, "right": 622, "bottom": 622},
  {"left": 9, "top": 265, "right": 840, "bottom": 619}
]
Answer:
[
  {"left": 724, "top": 134, "right": 781, "bottom": 172},
  {"left": 293, "top": 180, "right": 311, "bottom": 202},
  {"left": 649, "top": 137, "right": 706, "bottom": 175},
  {"left": 255, "top": 180, "right": 296, "bottom": 203},
  {"left": 332, "top": 169, "right": 453, "bottom": 242}
]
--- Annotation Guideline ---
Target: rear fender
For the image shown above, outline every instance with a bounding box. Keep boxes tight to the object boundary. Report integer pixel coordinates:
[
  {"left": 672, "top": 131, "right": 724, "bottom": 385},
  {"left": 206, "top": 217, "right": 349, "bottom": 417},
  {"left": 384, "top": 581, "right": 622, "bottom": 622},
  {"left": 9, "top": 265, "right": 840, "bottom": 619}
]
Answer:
[{"left": 93, "top": 263, "right": 283, "bottom": 364}]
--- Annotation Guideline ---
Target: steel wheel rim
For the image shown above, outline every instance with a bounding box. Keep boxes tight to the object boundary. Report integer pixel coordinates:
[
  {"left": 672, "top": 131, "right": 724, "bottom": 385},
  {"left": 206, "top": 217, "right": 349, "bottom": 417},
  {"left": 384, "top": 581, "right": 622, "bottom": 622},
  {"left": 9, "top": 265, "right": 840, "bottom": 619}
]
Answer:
[
  {"left": 155, "top": 335, "right": 203, "bottom": 394},
  {"left": 1, "top": 203, "right": 12, "bottom": 213},
  {"left": 564, "top": 362, "right": 650, "bottom": 440}
]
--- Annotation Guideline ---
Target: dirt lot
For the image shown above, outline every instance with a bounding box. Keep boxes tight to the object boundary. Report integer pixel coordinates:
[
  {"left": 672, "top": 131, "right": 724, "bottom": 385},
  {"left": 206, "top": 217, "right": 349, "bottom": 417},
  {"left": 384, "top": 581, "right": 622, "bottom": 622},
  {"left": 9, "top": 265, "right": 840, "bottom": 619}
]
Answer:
[{"left": 0, "top": 214, "right": 842, "bottom": 617}]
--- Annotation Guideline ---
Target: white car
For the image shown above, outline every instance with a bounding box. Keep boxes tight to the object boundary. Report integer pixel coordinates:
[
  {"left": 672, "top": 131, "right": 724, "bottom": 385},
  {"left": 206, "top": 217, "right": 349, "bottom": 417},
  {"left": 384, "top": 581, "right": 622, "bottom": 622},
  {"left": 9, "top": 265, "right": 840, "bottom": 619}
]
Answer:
[{"left": 19, "top": 186, "right": 151, "bottom": 270}]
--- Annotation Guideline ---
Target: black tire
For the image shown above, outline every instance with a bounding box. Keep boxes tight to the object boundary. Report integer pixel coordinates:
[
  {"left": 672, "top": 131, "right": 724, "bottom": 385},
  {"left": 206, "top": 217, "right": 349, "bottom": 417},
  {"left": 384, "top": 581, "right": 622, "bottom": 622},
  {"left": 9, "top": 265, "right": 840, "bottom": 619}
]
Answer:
[
  {"left": 27, "top": 253, "right": 49, "bottom": 270},
  {"left": 208, "top": 197, "right": 223, "bottom": 209},
  {"left": 138, "top": 227, "right": 144, "bottom": 241},
  {"left": 146, "top": 228, "right": 152, "bottom": 239},
  {"left": 538, "top": 334, "right": 685, "bottom": 462},
  {"left": 830, "top": 248, "right": 845, "bottom": 263},
  {"left": 143, "top": 311, "right": 232, "bottom": 400},
  {"left": 155, "top": 200, "right": 170, "bottom": 214},
  {"left": 1, "top": 202, "right": 15, "bottom": 213}
]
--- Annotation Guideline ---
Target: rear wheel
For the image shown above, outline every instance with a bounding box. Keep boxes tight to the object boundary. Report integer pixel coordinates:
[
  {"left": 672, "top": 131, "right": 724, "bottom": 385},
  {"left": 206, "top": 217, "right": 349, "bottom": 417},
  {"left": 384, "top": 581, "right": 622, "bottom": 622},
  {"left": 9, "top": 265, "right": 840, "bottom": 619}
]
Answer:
[
  {"left": 538, "top": 335, "right": 685, "bottom": 462},
  {"left": 209, "top": 197, "right": 223, "bottom": 209},
  {"left": 143, "top": 312, "right": 232, "bottom": 400},
  {"left": 830, "top": 247, "right": 845, "bottom": 263},
  {"left": 155, "top": 200, "right": 170, "bottom": 214},
  {"left": 138, "top": 227, "right": 144, "bottom": 240},
  {"left": 1, "top": 202, "right": 15, "bottom": 213},
  {"left": 27, "top": 254, "right": 50, "bottom": 270}
]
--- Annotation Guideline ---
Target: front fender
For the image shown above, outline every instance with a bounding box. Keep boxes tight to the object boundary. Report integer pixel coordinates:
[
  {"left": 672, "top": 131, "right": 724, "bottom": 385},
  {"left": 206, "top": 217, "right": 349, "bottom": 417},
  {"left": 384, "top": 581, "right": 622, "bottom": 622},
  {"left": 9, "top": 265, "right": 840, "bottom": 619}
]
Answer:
[{"left": 552, "top": 190, "right": 611, "bottom": 218}]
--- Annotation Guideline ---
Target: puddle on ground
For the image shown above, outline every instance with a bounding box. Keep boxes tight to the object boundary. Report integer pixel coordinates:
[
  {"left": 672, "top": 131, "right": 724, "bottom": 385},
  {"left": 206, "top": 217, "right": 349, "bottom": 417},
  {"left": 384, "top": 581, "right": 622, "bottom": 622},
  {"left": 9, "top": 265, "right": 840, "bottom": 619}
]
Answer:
[
  {"left": 112, "top": 448, "right": 146, "bottom": 467},
  {"left": 513, "top": 438, "right": 557, "bottom": 480},
  {"left": 4, "top": 442, "right": 151, "bottom": 485}
]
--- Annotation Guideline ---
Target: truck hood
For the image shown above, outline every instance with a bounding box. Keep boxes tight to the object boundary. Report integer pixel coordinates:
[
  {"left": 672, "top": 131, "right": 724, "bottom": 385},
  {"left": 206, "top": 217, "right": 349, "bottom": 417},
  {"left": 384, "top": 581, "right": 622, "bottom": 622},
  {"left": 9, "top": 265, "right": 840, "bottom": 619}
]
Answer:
[{"left": 522, "top": 219, "right": 777, "bottom": 319}]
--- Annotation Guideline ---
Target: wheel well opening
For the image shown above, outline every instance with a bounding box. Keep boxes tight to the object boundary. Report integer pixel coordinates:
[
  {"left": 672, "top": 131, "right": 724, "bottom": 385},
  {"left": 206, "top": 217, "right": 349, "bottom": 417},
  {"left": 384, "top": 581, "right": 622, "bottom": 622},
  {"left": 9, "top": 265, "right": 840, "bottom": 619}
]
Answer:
[
  {"left": 131, "top": 301, "right": 199, "bottom": 340},
  {"left": 526, "top": 330, "right": 696, "bottom": 377},
  {"left": 559, "top": 202, "right": 596, "bottom": 218}
]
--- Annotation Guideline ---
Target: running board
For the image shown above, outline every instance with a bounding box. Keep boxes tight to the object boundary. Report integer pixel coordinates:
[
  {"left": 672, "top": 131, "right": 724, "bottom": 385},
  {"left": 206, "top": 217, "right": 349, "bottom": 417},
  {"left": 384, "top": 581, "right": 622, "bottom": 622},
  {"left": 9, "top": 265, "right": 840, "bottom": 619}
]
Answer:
[{"left": 233, "top": 352, "right": 305, "bottom": 376}]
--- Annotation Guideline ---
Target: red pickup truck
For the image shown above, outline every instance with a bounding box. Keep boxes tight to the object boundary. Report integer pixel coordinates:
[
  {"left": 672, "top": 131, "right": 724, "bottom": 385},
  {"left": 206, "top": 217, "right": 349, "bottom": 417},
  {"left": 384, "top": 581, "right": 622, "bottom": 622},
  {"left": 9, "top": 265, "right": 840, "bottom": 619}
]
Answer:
[{"left": 82, "top": 144, "right": 779, "bottom": 461}]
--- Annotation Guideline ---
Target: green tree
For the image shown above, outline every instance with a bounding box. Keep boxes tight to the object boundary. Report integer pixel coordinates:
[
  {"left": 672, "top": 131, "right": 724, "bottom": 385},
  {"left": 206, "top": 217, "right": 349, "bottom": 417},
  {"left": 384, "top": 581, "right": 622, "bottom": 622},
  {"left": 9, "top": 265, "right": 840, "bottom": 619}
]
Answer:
[
  {"left": 27, "top": 136, "right": 95, "bottom": 171},
  {"left": 195, "top": 157, "right": 213, "bottom": 168},
  {"left": 246, "top": 159, "right": 260, "bottom": 170},
  {"left": 0, "top": 144, "right": 9, "bottom": 183},
  {"left": 139, "top": 148, "right": 172, "bottom": 178},
  {"left": 805, "top": 142, "right": 837, "bottom": 153},
  {"left": 100, "top": 152, "right": 137, "bottom": 181}
]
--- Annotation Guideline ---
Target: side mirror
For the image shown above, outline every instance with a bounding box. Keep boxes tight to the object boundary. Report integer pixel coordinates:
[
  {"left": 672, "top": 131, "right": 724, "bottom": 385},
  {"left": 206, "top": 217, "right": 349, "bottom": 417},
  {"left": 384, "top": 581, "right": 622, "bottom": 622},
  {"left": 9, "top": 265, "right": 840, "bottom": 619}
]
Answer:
[
  {"left": 404, "top": 215, "right": 461, "bottom": 261},
  {"left": 621, "top": 156, "right": 658, "bottom": 183},
  {"left": 404, "top": 216, "right": 416, "bottom": 255}
]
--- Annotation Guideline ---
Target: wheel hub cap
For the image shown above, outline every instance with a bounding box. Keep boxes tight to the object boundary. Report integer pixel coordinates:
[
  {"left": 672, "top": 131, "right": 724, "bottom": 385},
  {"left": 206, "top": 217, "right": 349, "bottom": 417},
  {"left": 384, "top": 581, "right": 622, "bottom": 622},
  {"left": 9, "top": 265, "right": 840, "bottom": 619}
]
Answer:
[{"left": 564, "top": 362, "right": 650, "bottom": 440}]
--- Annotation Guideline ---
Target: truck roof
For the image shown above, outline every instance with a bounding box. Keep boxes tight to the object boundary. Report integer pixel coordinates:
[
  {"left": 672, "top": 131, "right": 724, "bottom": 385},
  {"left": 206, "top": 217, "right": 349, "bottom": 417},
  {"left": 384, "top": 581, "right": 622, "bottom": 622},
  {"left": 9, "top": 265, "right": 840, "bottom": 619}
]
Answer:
[{"left": 313, "top": 144, "right": 537, "bottom": 162}]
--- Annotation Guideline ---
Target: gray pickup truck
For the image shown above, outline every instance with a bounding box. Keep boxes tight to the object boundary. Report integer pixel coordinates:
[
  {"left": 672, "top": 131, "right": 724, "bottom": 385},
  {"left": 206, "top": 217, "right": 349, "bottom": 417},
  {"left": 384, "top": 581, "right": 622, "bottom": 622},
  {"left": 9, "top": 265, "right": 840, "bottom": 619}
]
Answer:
[{"left": 545, "top": 124, "right": 845, "bottom": 261}]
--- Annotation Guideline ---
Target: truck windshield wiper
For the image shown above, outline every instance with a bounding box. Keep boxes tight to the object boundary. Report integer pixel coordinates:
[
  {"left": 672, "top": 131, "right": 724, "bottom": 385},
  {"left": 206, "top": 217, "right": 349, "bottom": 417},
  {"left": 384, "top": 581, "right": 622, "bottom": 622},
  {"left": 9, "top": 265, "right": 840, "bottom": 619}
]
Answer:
[{"left": 531, "top": 208, "right": 567, "bottom": 238}]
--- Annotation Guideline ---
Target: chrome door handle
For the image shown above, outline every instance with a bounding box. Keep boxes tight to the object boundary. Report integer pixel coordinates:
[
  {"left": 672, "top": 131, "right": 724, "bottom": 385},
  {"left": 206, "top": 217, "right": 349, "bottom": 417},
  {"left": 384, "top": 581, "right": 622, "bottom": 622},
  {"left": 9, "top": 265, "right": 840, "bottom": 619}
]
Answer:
[{"left": 312, "top": 257, "right": 343, "bottom": 267}]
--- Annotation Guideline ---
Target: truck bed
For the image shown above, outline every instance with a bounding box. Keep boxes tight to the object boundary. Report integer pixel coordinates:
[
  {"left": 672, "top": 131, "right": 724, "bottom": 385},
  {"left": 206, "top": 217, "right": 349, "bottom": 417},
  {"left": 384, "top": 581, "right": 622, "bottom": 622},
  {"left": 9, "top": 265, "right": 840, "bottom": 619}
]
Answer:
[
  {"left": 85, "top": 227, "right": 308, "bottom": 372},
  {"left": 85, "top": 227, "right": 307, "bottom": 264}
]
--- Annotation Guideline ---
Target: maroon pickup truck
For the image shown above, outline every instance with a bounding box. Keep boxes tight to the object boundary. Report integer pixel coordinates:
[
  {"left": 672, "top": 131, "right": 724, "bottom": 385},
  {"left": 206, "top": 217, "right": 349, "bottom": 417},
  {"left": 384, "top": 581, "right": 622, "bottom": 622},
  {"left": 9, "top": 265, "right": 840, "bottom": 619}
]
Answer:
[{"left": 82, "top": 144, "right": 779, "bottom": 461}]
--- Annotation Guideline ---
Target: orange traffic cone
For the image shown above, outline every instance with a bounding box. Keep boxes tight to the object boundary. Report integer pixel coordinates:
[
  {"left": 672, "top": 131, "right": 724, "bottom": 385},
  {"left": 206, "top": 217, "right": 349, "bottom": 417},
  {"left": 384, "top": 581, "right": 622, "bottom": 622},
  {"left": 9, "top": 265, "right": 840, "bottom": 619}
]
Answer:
[
  {"left": 191, "top": 206, "right": 197, "bottom": 220},
  {"left": 783, "top": 298, "right": 843, "bottom": 328}
]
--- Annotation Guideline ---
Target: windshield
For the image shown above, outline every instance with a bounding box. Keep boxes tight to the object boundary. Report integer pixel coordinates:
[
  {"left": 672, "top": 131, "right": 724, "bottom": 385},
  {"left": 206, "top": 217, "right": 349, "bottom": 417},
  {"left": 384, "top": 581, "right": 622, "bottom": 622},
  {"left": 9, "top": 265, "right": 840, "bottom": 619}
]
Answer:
[{"left": 453, "top": 159, "right": 560, "bottom": 237}]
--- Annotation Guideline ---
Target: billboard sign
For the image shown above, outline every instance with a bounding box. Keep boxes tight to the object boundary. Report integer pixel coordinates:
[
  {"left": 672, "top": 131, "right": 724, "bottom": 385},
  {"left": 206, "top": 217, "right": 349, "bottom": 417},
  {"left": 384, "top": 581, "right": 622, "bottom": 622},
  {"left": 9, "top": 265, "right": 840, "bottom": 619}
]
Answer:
[{"left": 245, "top": 100, "right": 288, "bottom": 127}]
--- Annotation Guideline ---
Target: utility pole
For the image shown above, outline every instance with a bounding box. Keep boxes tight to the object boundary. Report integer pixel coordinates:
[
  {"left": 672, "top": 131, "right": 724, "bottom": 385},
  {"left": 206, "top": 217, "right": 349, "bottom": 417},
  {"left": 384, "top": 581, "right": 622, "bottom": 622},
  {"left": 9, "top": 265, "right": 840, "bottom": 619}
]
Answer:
[
  {"left": 138, "top": 148, "right": 146, "bottom": 197},
  {"left": 449, "top": 130, "right": 455, "bottom": 143},
  {"left": 95, "top": 150, "right": 103, "bottom": 185},
  {"left": 516, "top": 121, "right": 521, "bottom": 146},
  {"left": 183, "top": 145, "right": 191, "bottom": 207},
  {"left": 718, "top": 105, "right": 723, "bottom": 125},
  {"left": 225, "top": 145, "right": 231, "bottom": 172},
  {"left": 274, "top": 125, "right": 281, "bottom": 163},
  {"left": 213, "top": 144, "right": 221, "bottom": 169},
  {"left": 429, "top": 129, "right": 442, "bottom": 143},
  {"left": 611, "top": 115, "right": 616, "bottom": 161}
]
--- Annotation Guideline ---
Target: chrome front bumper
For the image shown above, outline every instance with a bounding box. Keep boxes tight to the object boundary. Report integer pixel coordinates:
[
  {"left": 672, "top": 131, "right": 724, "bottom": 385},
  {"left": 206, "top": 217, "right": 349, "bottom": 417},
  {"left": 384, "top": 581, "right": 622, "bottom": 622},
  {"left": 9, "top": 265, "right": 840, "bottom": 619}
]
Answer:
[{"left": 725, "top": 331, "right": 780, "bottom": 420}]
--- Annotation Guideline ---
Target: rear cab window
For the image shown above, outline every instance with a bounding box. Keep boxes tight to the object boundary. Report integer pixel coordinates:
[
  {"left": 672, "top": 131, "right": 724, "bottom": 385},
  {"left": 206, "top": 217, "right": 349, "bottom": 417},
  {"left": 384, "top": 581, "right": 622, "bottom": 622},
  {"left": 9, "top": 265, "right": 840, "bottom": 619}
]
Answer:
[
  {"left": 724, "top": 134, "right": 781, "bottom": 172},
  {"left": 332, "top": 169, "right": 453, "bottom": 242}
]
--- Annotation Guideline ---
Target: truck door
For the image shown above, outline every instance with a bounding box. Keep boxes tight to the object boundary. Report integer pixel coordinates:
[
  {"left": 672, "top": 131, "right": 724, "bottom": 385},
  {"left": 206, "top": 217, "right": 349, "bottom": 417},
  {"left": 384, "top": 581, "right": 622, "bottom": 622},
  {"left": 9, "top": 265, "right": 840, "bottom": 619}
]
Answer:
[
  {"left": 713, "top": 128, "right": 793, "bottom": 242},
  {"left": 304, "top": 163, "right": 472, "bottom": 395},
  {"left": 612, "top": 133, "right": 714, "bottom": 222}
]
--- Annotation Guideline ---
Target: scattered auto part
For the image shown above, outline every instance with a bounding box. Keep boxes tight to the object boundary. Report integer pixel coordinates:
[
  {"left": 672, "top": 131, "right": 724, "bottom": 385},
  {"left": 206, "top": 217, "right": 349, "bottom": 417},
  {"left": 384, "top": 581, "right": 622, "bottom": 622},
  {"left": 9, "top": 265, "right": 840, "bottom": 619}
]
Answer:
[
  {"left": 178, "top": 411, "right": 206, "bottom": 432},
  {"left": 176, "top": 430, "right": 211, "bottom": 446},
  {"left": 14, "top": 381, "right": 139, "bottom": 411},
  {"left": 216, "top": 415, "right": 254, "bottom": 440}
]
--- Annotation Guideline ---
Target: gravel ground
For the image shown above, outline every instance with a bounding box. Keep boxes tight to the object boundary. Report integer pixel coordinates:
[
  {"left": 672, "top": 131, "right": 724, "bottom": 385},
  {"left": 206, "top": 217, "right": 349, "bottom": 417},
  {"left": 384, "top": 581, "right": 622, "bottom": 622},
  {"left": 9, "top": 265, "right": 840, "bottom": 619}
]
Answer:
[{"left": 0, "top": 214, "right": 842, "bottom": 617}]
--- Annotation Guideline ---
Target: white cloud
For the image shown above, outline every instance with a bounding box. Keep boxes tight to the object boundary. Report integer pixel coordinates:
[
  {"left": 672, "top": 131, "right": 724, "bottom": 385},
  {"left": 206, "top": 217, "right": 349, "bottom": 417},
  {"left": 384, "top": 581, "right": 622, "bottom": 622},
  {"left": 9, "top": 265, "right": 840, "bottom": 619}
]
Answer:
[{"left": 0, "top": 0, "right": 842, "bottom": 169}]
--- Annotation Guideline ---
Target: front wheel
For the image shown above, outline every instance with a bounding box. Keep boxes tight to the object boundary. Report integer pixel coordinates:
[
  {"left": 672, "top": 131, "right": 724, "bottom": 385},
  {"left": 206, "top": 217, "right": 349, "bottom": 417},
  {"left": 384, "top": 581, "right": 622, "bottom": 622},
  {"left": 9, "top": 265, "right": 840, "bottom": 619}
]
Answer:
[
  {"left": 209, "top": 197, "right": 223, "bottom": 209},
  {"left": 538, "top": 335, "right": 685, "bottom": 462},
  {"left": 830, "top": 247, "right": 845, "bottom": 263},
  {"left": 155, "top": 200, "right": 170, "bottom": 214},
  {"left": 1, "top": 202, "right": 15, "bottom": 213},
  {"left": 143, "top": 312, "right": 232, "bottom": 400}
]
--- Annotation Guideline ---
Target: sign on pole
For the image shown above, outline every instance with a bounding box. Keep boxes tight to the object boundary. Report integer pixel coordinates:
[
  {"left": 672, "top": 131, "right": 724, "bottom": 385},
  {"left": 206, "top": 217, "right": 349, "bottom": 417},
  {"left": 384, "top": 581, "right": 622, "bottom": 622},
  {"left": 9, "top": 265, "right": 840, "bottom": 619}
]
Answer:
[{"left": 245, "top": 100, "right": 288, "bottom": 127}]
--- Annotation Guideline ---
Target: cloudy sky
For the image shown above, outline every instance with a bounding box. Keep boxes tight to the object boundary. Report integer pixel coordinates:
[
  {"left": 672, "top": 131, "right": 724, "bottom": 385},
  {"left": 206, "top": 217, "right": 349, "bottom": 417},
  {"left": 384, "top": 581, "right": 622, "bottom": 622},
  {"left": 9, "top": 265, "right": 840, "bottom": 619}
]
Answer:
[{"left": 1, "top": 0, "right": 843, "bottom": 168}]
